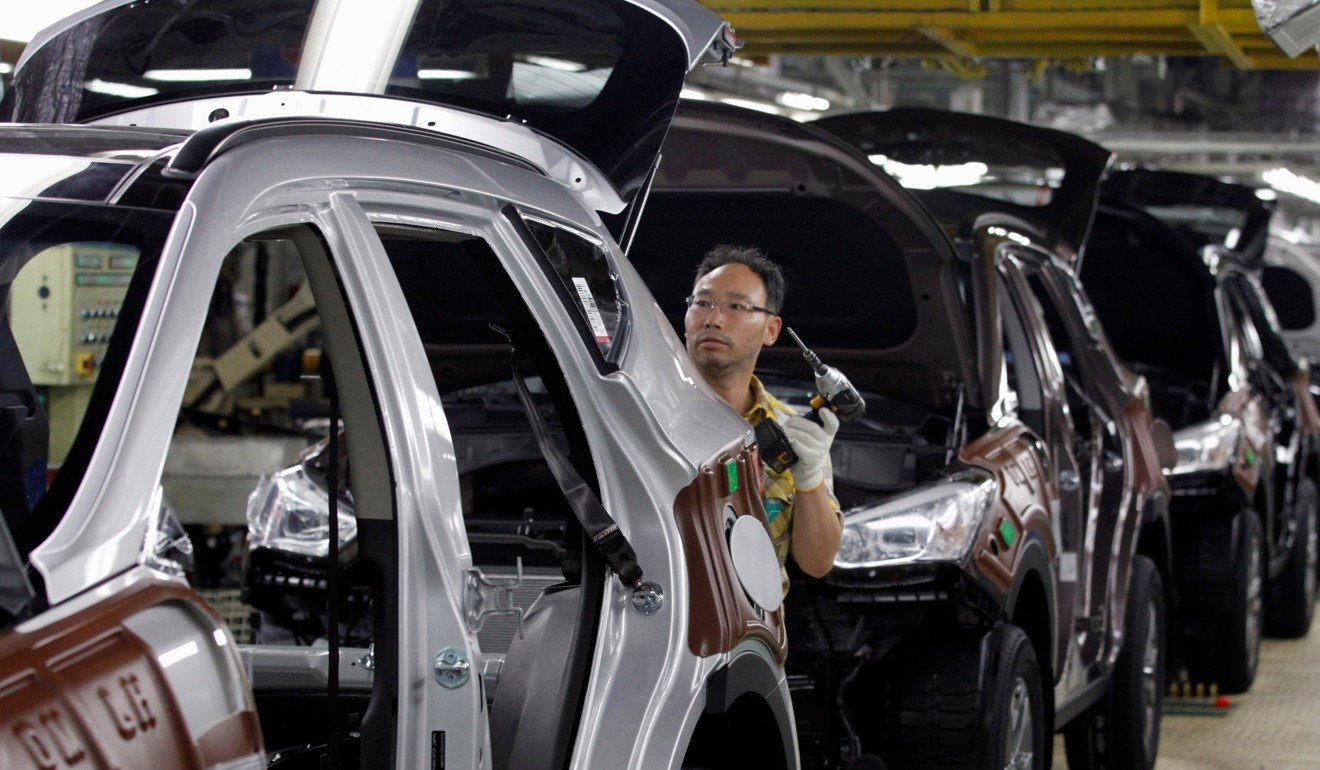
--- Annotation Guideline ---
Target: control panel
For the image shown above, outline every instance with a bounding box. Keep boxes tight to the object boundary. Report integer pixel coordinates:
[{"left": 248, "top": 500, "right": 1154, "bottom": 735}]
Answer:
[{"left": 11, "top": 242, "right": 137, "bottom": 386}]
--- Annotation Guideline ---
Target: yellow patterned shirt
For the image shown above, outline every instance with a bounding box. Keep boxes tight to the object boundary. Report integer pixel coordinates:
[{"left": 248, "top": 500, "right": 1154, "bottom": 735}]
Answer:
[{"left": 742, "top": 376, "right": 843, "bottom": 596}]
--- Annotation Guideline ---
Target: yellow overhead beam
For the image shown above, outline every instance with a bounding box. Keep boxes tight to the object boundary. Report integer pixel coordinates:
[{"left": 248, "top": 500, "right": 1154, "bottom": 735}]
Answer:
[
  {"left": 721, "top": 10, "right": 1261, "bottom": 33},
  {"left": 741, "top": 41, "right": 1214, "bottom": 58},
  {"left": 705, "top": 0, "right": 974, "bottom": 7},
  {"left": 703, "top": 1, "right": 1318, "bottom": 69},
  {"left": 1188, "top": 0, "right": 1254, "bottom": 68},
  {"left": 917, "top": 27, "right": 980, "bottom": 58}
]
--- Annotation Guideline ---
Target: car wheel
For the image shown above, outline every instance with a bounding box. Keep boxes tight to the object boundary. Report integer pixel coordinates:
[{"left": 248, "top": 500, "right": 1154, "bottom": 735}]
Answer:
[
  {"left": 1185, "top": 507, "right": 1263, "bottom": 694},
  {"left": 887, "top": 624, "right": 1045, "bottom": 770},
  {"left": 1063, "top": 555, "right": 1165, "bottom": 770},
  {"left": 1266, "top": 478, "right": 1318, "bottom": 638}
]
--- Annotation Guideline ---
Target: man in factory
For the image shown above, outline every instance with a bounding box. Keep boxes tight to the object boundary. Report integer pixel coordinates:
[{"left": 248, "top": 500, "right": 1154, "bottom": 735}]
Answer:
[{"left": 683, "top": 245, "right": 842, "bottom": 590}]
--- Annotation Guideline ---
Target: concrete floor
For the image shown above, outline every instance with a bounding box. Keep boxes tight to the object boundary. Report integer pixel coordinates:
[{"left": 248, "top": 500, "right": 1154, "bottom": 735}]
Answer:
[{"left": 1053, "top": 626, "right": 1320, "bottom": 769}]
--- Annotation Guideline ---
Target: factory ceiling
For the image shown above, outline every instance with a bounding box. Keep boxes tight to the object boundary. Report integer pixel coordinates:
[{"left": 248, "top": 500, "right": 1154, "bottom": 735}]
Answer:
[{"left": 700, "top": 0, "right": 1318, "bottom": 70}]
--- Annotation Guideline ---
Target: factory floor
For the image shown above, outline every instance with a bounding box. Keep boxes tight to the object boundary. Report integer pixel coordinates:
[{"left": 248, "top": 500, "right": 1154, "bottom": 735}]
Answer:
[{"left": 1053, "top": 621, "right": 1320, "bottom": 769}]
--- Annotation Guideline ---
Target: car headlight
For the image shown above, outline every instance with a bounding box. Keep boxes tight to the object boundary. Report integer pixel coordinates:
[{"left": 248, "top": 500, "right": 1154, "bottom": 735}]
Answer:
[
  {"left": 246, "top": 464, "right": 356, "bottom": 559},
  {"left": 1170, "top": 416, "right": 1242, "bottom": 475},
  {"left": 834, "top": 472, "right": 997, "bottom": 569}
]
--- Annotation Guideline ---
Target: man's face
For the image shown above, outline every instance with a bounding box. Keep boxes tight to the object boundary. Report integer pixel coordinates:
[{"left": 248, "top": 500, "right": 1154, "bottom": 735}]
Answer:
[{"left": 685, "top": 263, "right": 782, "bottom": 380}]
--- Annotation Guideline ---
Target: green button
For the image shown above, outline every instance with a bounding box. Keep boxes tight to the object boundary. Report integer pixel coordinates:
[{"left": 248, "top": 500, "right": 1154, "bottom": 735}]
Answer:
[
  {"left": 999, "top": 518, "right": 1017, "bottom": 547},
  {"left": 726, "top": 460, "right": 739, "bottom": 494}
]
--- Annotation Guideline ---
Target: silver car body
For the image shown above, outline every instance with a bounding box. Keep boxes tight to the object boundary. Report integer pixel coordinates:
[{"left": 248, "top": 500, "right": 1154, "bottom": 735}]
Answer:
[{"left": 5, "top": 0, "right": 793, "bottom": 767}]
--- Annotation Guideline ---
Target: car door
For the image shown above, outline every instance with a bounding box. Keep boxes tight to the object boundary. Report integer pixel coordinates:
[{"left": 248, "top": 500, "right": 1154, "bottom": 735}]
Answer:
[
  {"left": 998, "top": 255, "right": 1100, "bottom": 685},
  {"left": 955, "top": 224, "right": 1071, "bottom": 683},
  {"left": 1023, "top": 259, "right": 1147, "bottom": 670}
]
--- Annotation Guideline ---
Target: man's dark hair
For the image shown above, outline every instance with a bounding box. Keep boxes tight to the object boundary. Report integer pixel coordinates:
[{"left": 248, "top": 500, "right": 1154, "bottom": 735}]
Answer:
[{"left": 695, "top": 245, "right": 786, "bottom": 314}]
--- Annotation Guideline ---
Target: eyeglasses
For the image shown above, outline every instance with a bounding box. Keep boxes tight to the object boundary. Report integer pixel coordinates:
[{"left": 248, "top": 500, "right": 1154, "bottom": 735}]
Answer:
[{"left": 684, "top": 295, "right": 777, "bottom": 316}]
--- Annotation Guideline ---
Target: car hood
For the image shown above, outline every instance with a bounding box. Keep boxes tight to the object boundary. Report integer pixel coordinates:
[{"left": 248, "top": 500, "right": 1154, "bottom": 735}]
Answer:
[
  {"left": 1103, "top": 168, "right": 1275, "bottom": 268},
  {"left": 632, "top": 100, "right": 980, "bottom": 413},
  {"left": 5, "top": 0, "right": 736, "bottom": 211},
  {"left": 814, "top": 108, "right": 1113, "bottom": 259}
]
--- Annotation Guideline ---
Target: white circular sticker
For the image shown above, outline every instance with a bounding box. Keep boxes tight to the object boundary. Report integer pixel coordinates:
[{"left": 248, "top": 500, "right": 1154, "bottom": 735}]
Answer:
[{"left": 729, "top": 515, "right": 783, "bottom": 612}]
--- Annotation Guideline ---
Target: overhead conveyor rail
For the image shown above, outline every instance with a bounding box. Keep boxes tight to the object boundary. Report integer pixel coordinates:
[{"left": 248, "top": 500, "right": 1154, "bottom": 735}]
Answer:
[{"left": 699, "top": 0, "right": 1318, "bottom": 69}]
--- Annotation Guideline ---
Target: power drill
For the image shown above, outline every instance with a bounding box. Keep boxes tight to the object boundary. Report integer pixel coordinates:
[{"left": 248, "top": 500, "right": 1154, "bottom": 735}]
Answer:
[
  {"left": 752, "top": 328, "right": 866, "bottom": 474},
  {"left": 786, "top": 327, "right": 866, "bottom": 423}
]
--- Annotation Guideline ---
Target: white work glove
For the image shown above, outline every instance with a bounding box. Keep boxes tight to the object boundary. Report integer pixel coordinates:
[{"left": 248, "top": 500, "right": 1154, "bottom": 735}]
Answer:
[{"left": 782, "top": 408, "right": 839, "bottom": 492}]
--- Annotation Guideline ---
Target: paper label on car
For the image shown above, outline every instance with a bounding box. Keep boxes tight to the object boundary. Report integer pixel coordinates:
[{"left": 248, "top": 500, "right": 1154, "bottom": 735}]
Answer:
[
  {"left": 572, "top": 277, "right": 610, "bottom": 343},
  {"left": 1059, "top": 552, "right": 1078, "bottom": 582}
]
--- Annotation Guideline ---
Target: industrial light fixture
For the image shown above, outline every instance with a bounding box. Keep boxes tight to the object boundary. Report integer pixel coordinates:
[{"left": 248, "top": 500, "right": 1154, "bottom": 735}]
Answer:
[
  {"left": 85, "top": 79, "right": 159, "bottom": 98},
  {"left": 143, "top": 68, "right": 252, "bottom": 82},
  {"left": 680, "top": 88, "right": 709, "bottom": 101},
  {"left": 1256, "top": 188, "right": 1279, "bottom": 201},
  {"left": 774, "top": 91, "right": 829, "bottom": 111},
  {"left": 1263, "top": 166, "right": 1320, "bottom": 205},
  {"left": 417, "top": 69, "right": 481, "bottom": 80},
  {"left": 868, "top": 154, "right": 990, "bottom": 190},
  {"left": 523, "top": 55, "right": 587, "bottom": 73}
]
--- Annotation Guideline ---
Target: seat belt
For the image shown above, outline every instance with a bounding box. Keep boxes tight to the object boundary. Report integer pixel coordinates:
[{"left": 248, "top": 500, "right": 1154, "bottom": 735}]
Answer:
[{"left": 506, "top": 354, "right": 645, "bottom": 589}]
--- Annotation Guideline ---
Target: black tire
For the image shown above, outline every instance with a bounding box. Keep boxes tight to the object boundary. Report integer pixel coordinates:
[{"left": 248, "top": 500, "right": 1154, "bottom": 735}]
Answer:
[
  {"left": 1063, "top": 555, "right": 1165, "bottom": 770},
  {"left": 1184, "top": 507, "right": 1263, "bottom": 694},
  {"left": 1266, "top": 478, "right": 1318, "bottom": 638},
  {"left": 886, "top": 624, "right": 1046, "bottom": 770}
]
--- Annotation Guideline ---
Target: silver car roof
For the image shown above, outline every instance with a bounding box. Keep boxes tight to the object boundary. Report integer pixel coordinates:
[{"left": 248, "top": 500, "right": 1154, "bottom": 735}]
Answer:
[{"left": 10, "top": 0, "right": 735, "bottom": 212}]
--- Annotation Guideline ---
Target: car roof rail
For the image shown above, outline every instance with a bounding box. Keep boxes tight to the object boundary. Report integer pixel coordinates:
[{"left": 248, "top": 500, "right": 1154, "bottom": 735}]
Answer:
[{"left": 165, "top": 116, "right": 546, "bottom": 180}]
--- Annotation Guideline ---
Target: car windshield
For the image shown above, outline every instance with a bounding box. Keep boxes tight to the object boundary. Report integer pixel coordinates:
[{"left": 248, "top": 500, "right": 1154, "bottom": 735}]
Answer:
[{"left": 0, "top": 195, "right": 173, "bottom": 559}]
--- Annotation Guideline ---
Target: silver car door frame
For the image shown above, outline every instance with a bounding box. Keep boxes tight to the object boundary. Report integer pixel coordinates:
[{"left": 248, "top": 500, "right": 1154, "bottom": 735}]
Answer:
[{"left": 31, "top": 136, "right": 489, "bottom": 768}]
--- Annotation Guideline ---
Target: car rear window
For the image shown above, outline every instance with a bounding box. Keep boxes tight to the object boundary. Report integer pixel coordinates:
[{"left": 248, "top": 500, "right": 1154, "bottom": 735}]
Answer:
[
  {"left": 515, "top": 211, "right": 629, "bottom": 366},
  {"left": 1, "top": 199, "right": 172, "bottom": 557}
]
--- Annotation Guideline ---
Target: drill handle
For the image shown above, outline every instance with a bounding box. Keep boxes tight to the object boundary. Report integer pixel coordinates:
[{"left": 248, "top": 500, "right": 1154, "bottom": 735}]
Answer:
[{"left": 807, "top": 394, "right": 829, "bottom": 425}]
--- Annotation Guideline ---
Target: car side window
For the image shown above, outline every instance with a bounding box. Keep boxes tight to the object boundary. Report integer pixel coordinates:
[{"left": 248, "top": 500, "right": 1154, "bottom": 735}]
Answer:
[
  {"left": 1262, "top": 265, "right": 1316, "bottom": 331},
  {"left": 998, "top": 275, "right": 1047, "bottom": 436},
  {"left": 2, "top": 203, "right": 173, "bottom": 562},
  {"left": 513, "top": 210, "right": 628, "bottom": 367},
  {"left": 1024, "top": 269, "right": 1100, "bottom": 439}
]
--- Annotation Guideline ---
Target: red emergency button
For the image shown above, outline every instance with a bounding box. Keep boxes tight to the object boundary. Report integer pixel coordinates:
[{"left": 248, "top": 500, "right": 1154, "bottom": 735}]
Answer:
[{"left": 75, "top": 353, "right": 97, "bottom": 376}]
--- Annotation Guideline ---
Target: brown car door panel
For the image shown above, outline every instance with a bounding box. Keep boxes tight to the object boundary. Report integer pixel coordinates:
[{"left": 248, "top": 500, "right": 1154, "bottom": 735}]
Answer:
[
  {"left": 0, "top": 577, "right": 261, "bottom": 770},
  {"left": 674, "top": 438, "right": 788, "bottom": 666},
  {"left": 1219, "top": 388, "right": 1271, "bottom": 495},
  {"left": 961, "top": 423, "right": 1056, "bottom": 602}
]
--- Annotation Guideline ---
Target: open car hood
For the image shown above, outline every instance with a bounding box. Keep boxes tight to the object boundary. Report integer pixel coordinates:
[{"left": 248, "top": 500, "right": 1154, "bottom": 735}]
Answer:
[
  {"left": 814, "top": 108, "right": 1113, "bottom": 258},
  {"left": 1102, "top": 168, "right": 1275, "bottom": 267},
  {"left": 632, "top": 100, "right": 979, "bottom": 413},
  {"left": 5, "top": 0, "right": 736, "bottom": 210}
]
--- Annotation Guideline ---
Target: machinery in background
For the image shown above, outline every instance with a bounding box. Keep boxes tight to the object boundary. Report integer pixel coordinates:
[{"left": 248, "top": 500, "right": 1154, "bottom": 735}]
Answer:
[{"left": 10, "top": 242, "right": 136, "bottom": 465}]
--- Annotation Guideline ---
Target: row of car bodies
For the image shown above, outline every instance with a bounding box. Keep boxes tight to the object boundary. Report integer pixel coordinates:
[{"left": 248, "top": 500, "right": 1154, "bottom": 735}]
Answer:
[
  {"left": 635, "top": 102, "right": 1177, "bottom": 769},
  {"left": 0, "top": 1, "right": 1313, "bottom": 769},
  {"left": 1083, "top": 169, "right": 1320, "bottom": 694}
]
